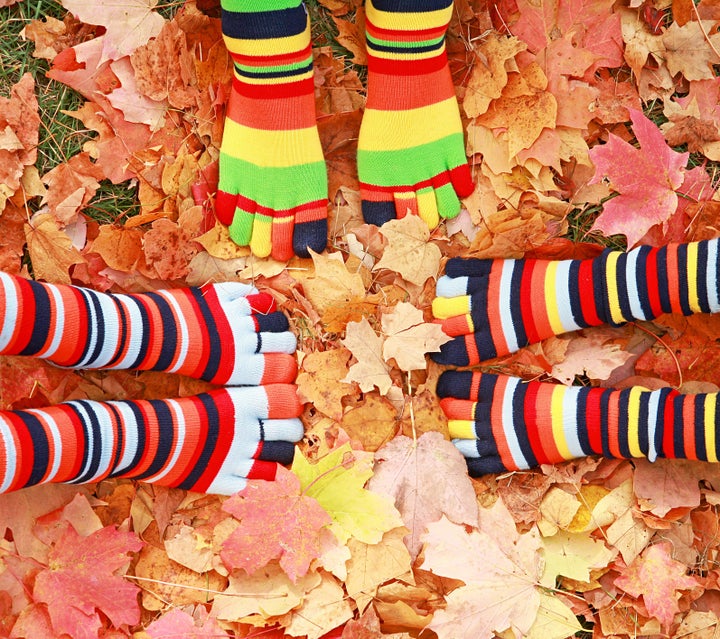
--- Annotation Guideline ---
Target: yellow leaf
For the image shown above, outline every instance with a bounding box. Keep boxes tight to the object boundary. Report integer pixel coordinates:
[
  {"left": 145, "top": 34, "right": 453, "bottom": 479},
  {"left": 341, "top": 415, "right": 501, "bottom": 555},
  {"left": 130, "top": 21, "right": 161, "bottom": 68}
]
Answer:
[
  {"left": 292, "top": 444, "right": 403, "bottom": 544},
  {"left": 537, "top": 487, "right": 581, "bottom": 537},
  {"left": 373, "top": 215, "right": 442, "bottom": 286},
  {"left": 540, "top": 531, "right": 614, "bottom": 588},
  {"left": 527, "top": 592, "right": 583, "bottom": 639},
  {"left": 303, "top": 249, "right": 366, "bottom": 314},
  {"left": 24, "top": 213, "right": 86, "bottom": 284}
]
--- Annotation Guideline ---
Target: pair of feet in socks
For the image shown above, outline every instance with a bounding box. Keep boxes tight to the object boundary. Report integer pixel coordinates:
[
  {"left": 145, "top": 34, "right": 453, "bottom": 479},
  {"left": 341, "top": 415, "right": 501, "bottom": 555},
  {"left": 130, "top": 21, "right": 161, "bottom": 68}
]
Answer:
[
  {"left": 215, "top": 0, "right": 474, "bottom": 261},
  {"left": 432, "top": 239, "right": 720, "bottom": 475},
  {"left": 0, "top": 274, "right": 302, "bottom": 495}
]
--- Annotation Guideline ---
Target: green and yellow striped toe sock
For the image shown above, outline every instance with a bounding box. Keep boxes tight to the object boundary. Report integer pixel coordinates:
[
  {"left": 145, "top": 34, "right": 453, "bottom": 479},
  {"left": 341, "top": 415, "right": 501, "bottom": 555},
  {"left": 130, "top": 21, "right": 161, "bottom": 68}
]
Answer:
[
  {"left": 432, "top": 239, "right": 720, "bottom": 366},
  {"left": 438, "top": 371, "right": 720, "bottom": 475},
  {"left": 217, "top": 0, "right": 328, "bottom": 260},
  {"left": 357, "top": 0, "right": 474, "bottom": 228}
]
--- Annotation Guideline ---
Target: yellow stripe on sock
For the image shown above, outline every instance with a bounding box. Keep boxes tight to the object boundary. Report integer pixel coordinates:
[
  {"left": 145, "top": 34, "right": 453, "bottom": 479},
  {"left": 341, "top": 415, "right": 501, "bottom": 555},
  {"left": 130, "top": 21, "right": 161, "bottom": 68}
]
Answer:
[
  {"left": 432, "top": 295, "right": 471, "bottom": 319},
  {"left": 367, "top": 45, "right": 448, "bottom": 62},
  {"left": 224, "top": 23, "right": 311, "bottom": 57},
  {"left": 366, "top": 1, "right": 453, "bottom": 32},
  {"left": 705, "top": 394, "right": 717, "bottom": 463},
  {"left": 544, "top": 261, "right": 565, "bottom": 336},
  {"left": 359, "top": 99, "right": 461, "bottom": 151},
  {"left": 551, "top": 386, "right": 573, "bottom": 460},
  {"left": 448, "top": 418, "right": 477, "bottom": 440},
  {"left": 221, "top": 120, "right": 323, "bottom": 167},
  {"left": 605, "top": 251, "right": 624, "bottom": 325},
  {"left": 687, "top": 241, "right": 701, "bottom": 313},
  {"left": 627, "top": 387, "right": 643, "bottom": 458}
]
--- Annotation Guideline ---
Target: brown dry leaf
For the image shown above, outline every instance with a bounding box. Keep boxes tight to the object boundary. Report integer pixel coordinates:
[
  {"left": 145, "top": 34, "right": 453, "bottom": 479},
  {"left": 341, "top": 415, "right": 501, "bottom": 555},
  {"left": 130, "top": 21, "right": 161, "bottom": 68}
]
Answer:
[
  {"left": 550, "top": 330, "right": 634, "bottom": 384},
  {"left": 464, "top": 34, "right": 526, "bottom": 118},
  {"left": 285, "top": 574, "right": 354, "bottom": 639},
  {"left": 342, "top": 317, "right": 393, "bottom": 395},
  {"left": 131, "top": 19, "right": 198, "bottom": 109},
  {"left": 41, "top": 152, "right": 105, "bottom": 225},
  {"left": 143, "top": 218, "right": 199, "bottom": 281},
  {"left": 0, "top": 201, "right": 29, "bottom": 275},
  {"left": 90, "top": 225, "right": 144, "bottom": 273},
  {"left": 296, "top": 348, "right": 356, "bottom": 420},
  {"left": 381, "top": 302, "right": 452, "bottom": 371},
  {"left": 25, "top": 213, "right": 86, "bottom": 284},
  {"left": 302, "top": 249, "right": 366, "bottom": 315},
  {"left": 373, "top": 216, "right": 442, "bottom": 286},
  {"left": 321, "top": 297, "right": 378, "bottom": 333},
  {"left": 318, "top": 109, "right": 362, "bottom": 197},
  {"left": 333, "top": 16, "right": 367, "bottom": 65},
  {"left": 662, "top": 21, "right": 720, "bottom": 81},
  {"left": 370, "top": 432, "right": 478, "bottom": 559},
  {"left": 340, "top": 393, "right": 398, "bottom": 451},
  {"left": 21, "top": 16, "right": 69, "bottom": 59},
  {"left": 345, "top": 527, "right": 413, "bottom": 612}
]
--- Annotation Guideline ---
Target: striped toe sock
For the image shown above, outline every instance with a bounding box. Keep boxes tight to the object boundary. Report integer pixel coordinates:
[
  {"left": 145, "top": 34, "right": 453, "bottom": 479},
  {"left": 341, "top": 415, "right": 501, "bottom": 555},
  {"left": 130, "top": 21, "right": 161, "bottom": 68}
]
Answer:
[
  {"left": 0, "top": 384, "right": 304, "bottom": 495},
  {"left": 357, "top": 0, "right": 474, "bottom": 228},
  {"left": 432, "top": 238, "right": 720, "bottom": 366},
  {"left": 438, "top": 370, "right": 720, "bottom": 475},
  {"left": 0, "top": 274, "right": 298, "bottom": 385},
  {"left": 217, "top": 0, "right": 328, "bottom": 260}
]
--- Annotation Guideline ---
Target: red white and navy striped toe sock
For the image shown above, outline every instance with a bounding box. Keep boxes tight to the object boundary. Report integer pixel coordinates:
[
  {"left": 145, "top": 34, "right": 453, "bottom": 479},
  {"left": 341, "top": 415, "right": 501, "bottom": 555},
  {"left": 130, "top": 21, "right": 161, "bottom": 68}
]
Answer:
[
  {"left": 0, "top": 274, "right": 297, "bottom": 385},
  {"left": 0, "top": 384, "right": 303, "bottom": 495},
  {"left": 437, "top": 370, "right": 720, "bottom": 475},
  {"left": 432, "top": 239, "right": 720, "bottom": 365}
]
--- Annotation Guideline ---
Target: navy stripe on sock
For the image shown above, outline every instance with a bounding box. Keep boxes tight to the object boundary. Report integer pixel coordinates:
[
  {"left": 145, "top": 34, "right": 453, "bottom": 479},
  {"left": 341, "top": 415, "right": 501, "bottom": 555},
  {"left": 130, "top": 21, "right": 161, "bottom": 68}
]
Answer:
[
  {"left": 656, "top": 246, "right": 672, "bottom": 314},
  {"left": 599, "top": 390, "right": 611, "bottom": 458},
  {"left": 145, "top": 292, "right": 177, "bottom": 372},
  {"left": 617, "top": 390, "right": 631, "bottom": 458},
  {"left": 127, "top": 297, "right": 152, "bottom": 371},
  {"left": 135, "top": 400, "right": 175, "bottom": 479},
  {"left": 677, "top": 243, "right": 692, "bottom": 315},
  {"left": 697, "top": 240, "right": 711, "bottom": 314},
  {"left": 693, "top": 394, "right": 707, "bottom": 461},
  {"left": 178, "top": 393, "right": 220, "bottom": 490},
  {"left": 593, "top": 251, "right": 612, "bottom": 325},
  {"left": 370, "top": 0, "right": 452, "bottom": 11},
  {"left": 575, "top": 388, "right": 593, "bottom": 456},
  {"left": 512, "top": 381, "right": 537, "bottom": 469},
  {"left": 222, "top": 5, "right": 307, "bottom": 41},
  {"left": 105, "top": 295, "right": 129, "bottom": 368},
  {"left": 72, "top": 401, "right": 104, "bottom": 484},
  {"left": 568, "top": 260, "right": 589, "bottom": 329},
  {"left": 191, "top": 289, "right": 223, "bottom": 383},
  {"left": 509, "top": 260, "right": 529, "bottom": 349},
  {"left": 672, "top": 393, "right": 685, "bottom": 458},
  {"left": 21, "top": 412, "right": 49, "bottom": 488},
  {"left": 638, "top": 391, "right": 650, "bottom": 457},
  {"left": 112, "top": 401, "right": 146, "bottom": 478},
  {"left": 615, "top": 253, "right": 633, "bottom": 324},
  {"left": 20, "top": 280, "right": 51, "bottom": 356}
]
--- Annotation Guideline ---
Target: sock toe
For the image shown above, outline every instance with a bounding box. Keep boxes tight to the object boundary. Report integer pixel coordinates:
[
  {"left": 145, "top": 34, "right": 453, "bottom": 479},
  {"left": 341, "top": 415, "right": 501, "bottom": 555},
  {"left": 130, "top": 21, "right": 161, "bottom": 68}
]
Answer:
[{"left": 362, "top": 199, "right": 397, "bottom": 226}]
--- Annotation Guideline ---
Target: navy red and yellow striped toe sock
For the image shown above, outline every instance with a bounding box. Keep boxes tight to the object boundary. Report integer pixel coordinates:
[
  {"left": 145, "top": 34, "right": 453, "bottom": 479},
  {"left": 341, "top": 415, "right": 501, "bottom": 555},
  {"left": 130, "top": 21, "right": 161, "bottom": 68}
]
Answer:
[
  {"left": 217, "top": 0, "right": 328, "bottom": 260},
  {"left": 0, "top": 385, "right": 303, "bottom": 495},
  {"left": 437, "top": 371, "right": 720, "bottom": 475},
  {"left": 357, "top": 0, "right": 474, "bottom": 228},
  {"left": 432, "top": 239, "right": 720, "bottom": 366},
  {"left": 0, "top": 274, "right": 297, "bottom": 385}
]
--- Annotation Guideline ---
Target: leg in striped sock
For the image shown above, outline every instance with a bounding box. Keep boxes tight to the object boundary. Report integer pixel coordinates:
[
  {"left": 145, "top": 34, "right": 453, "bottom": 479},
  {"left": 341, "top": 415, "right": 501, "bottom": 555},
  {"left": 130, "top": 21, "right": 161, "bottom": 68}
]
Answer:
[
  {"left": 0, "top": 273, "right": 297, "bottom": 385},
  {"left": 217, "top": 0, "right": 328, "bottom": 260},
  {"left": 0, "top": 385, "right": 304, "bottom": 495},
  {"left": 437, "top": 371, "right": 720, "bottom": 475},
  {"left": 432, "top": 238, "right": 720, "bottom": 366},
  {"left": 358, "top": 0, "right": 474, "bottom": 228}
]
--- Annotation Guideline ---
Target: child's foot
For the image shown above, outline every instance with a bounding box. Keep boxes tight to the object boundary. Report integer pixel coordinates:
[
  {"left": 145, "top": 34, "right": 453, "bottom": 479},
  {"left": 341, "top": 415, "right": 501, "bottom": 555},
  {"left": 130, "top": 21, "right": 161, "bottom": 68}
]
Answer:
[
  {"left": 358, "top": 0, "right": 474, "bottom": 228},
  {"left": 0, "top": 274, "right": 297, "bottom": 385},
  {"left": 432, "top": 239, "right": 720, "bottom": 366},
  {"left": 0, "top": 385, "right": 304, "bottom": 495},
  {"left": 216, "top": 0, "right": 328, "bottom": 260}
]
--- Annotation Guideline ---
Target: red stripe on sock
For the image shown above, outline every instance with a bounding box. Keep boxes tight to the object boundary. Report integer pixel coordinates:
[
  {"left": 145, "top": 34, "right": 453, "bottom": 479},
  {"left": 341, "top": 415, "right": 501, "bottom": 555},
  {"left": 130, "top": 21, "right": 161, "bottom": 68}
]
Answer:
[
  {"left": 682, "top": 396, "right": 697, "bottom": 460},
  {"left": 645, "top": 249, "right": 663, "bottom": 318},
  {"left": 666, "top": 244, "right": 682, "bottom": 314},
  {"left": 577, "top": 259, "right": 602, "bottom": 326},
  {"left": 585, "top": 389, "right": 603, "bottom": 455},
  {"left": 195, "top": 390, "right": 237, "bottom": 493},
  {"left": 366, "top": 52, "right": 450, "bottom": 76},
  {"left": 662, "top": 390, "right": 679, "bottom": 458},
  {"left": 233, "top": 76, "right": 315, "bottom": 100},
  {"left": 230, "top": 43, "right": 313, "bottom": 68},
  {"left": 524, "top": 381, "right": 552, "bottom": 465},
  {"left": 366, "top": 21, "right": 448, "bottom": 42},
  {"left": 226, "top": 86, "right": 317, "bottom": 130},
  {"left": 519, "top": 260, "right": 540, "bottom": 345}
]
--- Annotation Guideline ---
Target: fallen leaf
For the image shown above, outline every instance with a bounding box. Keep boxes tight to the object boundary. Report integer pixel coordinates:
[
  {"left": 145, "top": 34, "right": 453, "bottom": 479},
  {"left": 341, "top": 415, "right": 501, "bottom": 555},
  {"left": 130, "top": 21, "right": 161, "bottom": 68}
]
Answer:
[
  {"left": 381, "top": 302, "right": 452, "bottom": 371},
  {"left": 297, "top": 348, "right": 356, "bottom": 420},
  {"left": 293, "top": 444, "right": 403, "bottom": 544},
  {"left": 302, "top": 249, "right": 366, "bottom": 315},
  {"left": 615, "top": 541, "right": 698, "bottom": 628},
  {"left": 550, "top": 330, "right": 634, "bottom": 384},
  {"left": 33, "top": 523, "right": 143, "bottom": 639},
  {"left": 340, "top": 393, "right": 398, "bottom": 452},
  {"left": 145, "top": 608, "right": 229, "bottom": 639},
  {"left": 373, "top": 216, "right": 442, "bottom": 286},
  {"left": 540, "top": 530, "right": 614, "bottom": 588},
  {"left": 369, "top": 432, "right": 478, "bottom": 559},
  {"left": 342, "top": 317, "right": 393, "bottom": 395},
  {"left": 60, "top": 0, "right": 166, "bottom": 61},
  {"left": 285, "top": 573, "right": 354, "bottom": 639},
  {"left": 662, "top": 21, "right": 720, "bottom": 81},
  {"left": 221, "top": 467, "right": 332, "bottom": 583},
  {"left": 422, "top": 506, "right": 542, "bottom": 639},
  {"left": 589, "top": 109, "right": 688, "bottom": 247},
  {"left": 41, "top": 152, "right": 105, "bottom": 225},
  {"left": 25, "top": 213, "right": 86, "bottom": 284},
  {"left": 143, "top": 218, "right": 199, "bottom": 281}
]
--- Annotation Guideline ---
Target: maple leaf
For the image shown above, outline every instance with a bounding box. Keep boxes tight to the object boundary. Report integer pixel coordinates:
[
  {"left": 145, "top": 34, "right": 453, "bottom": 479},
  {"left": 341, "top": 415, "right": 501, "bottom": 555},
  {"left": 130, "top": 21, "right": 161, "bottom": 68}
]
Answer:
[
  {"left": 25, "top": 213, "right": 86, "bottom": 284},
  {"left": 143, "top": 218, "right": 199, "bottom": 281},
  {"left": 369, "top": 432, "right": 478, "bottom": 559},
  {"left": 342, "top": 317, "right": 393, "bottom": 395},
  {"left": 33, "top": 523, "right": 143, "bottom": 639},
  {"left": 614, "top": 542, "right": 698, "bottom": 628},
  {"left": 60, "top": 0, "right": 165, "bottom": 62},
  {"left": 145, "top": 608, "right": 229, "bottom": 639},
  {"left": 220, "top": 467, "right": 332, "bottom": 583},
  {"left": 540, "top": 531, "right": 614, "bottom": 588},
  {"left": 381, "top": 302, "right": 452, "bottom": 371},
  {"left": 302, "top": 249, "right": 366, "bottom": 315},
  {"left": 297, "top": 349, "right": 356, "bottom": 420},
  {"left": 284, "top": 573, "right": 354, "bottom": 639},
  {"left": 589, "top": 109, "right": 688, "bottom": 247},
  {"left": 663, "top": 21, "right": 720, "bottom": 81},
  {"left": 373, "top": 215, "right": 442, "bottom": 286},
  {"left": 41, "top": 151, "right": 104, "bottom": 225},
  {"left": 421, "top": 505, "right": 542, "bottom": 638},
  {"left": 292, "top": 444, "right": 403, "bottom": 544}
]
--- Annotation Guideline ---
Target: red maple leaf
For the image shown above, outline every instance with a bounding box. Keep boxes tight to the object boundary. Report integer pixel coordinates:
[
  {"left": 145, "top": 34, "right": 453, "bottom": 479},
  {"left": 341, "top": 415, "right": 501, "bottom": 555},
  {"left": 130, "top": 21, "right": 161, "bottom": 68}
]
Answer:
[
  {"left": 33, "top": 523, "right": 143, "bottom": 639},
  {"left": 220, "top": 467, "right": 332, "bottom": 583},
  {"left": 589, "top": 109, "right": 688, "bottom": 247}
]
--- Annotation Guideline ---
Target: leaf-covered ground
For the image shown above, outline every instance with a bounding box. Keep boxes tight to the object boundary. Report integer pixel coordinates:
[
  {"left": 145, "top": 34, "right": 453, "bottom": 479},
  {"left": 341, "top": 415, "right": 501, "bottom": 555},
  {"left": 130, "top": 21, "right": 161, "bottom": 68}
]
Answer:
[{"left": 1, "top": 0, "right": 720, "bottom": 637}]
